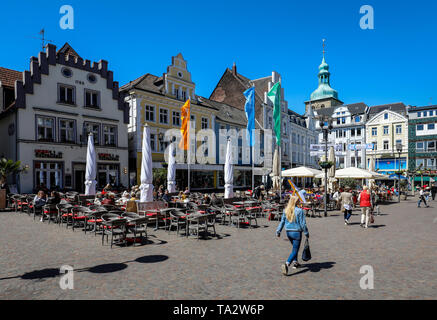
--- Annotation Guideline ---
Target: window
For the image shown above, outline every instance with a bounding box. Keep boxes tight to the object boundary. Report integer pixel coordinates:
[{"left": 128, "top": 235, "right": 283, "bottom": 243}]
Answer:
[
  {"left": 36, "top": 116, "right": 55, "bottom": 142},
  {"left": 417, "top": 112, "right": 421, "bottom": 118},
  {"left": 292, "top": 133, "right": 296, "bottom": 143},
  {"left": 201, "top": 117, "right": 209, "bottom": 129},
  {"left": 341, "top": 117, "right": 346, "bottom": 124},
  {"left": 336, "top": 118, "right": 340, "bottom": 125},
  {"left": 416, "top": 142, "right": 424, "bottom": 151},
  {"left": 83, "top": 122, "right": 100, "bottom": 145},
  {"left": 351, "top": 129, "right": 355, "bottom": 137},
  {"left": 61, "top": 67, "right": 72, "bottom": 78},
  {"left": 85, "top": 90, "right": 100, "bottom": 108},
  {"left": 355, "top": 116, "right": 361, "bottom": 123},
  {"left": 172, "top": 111, "right": 180, "bottom": 126},
  {"left": 145, "top": 105, "right": 155, "bottom": 122},
  {"left": 181, "top": 90, "right": 186, "bottom": 101},
  {"left": 416, "top": 159, "right": 425, "bottom": 169},
  {"left": 174, "top": 88, "right": 179, "bottom": 99},
  {"left": 417, "top": 124, "right": 424, "bottom": 131},
  {"left": 383, "top": 126, "right": 389, "bottom": 135},
  {"left": 103, "top": 125, "right": 117, "bottom": 146},
  {"left": 35, "top": 161, "right": 63, "bottom": 189},
  {"left": 427, "top": 141, "right": 436, "bottom": 152},
  {"left": 384, "top": 113, "right": 388, "bottom": 120},
  {"left": 396, "top": 140, "right": 402, "bottom": 147},
  {"left": 150, "top": 134, "right": 156, "bottom": 151},
  {"left": 396, "top": 125, "right": 402, "bottom": 134},
  {"left": 190, "top": 115, "right": 196, "bottom": 129},
  {"left": 87, "top": 74, "right": 97, "bottom": 83},
  {"left": 423, "top": 111, "right": 427, "bottom": 117},
  {"left": 59, "top": 119, "right": 75, "bottom": 143},
  {"left": 383, "top": 141, "right": 389, "bottom": 150},
  {"left": 160, "top": 140, "right": 169, "bottom": 153},
  {"left": 427, "top": 159, "right": 436, "bottom": 169},
  {"left": 372, "top": 127, "right": 377, "bottom": 136},
  {"left": 428, "top": 123, "right": 435, "bottom": 130},
  {"left": 373, "top": 142, "right": 377, "bottom": 151},
  {"left": 159, "top": 108, "right": 169, "bottom": 124},
  {"left": 430, "top": 111, "right": 434, "bottom": 116},
  {"left": 58, "top": 84, "right": 75, "bottom": 104},
  {"left": 356, "top": 128, "right": 361, "bottom": 136}
]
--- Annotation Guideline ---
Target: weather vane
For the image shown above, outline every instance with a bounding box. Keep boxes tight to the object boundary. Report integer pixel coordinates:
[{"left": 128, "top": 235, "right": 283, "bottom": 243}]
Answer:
[{"left": 322, "top": 38, "right": 326, "bottom": 56}]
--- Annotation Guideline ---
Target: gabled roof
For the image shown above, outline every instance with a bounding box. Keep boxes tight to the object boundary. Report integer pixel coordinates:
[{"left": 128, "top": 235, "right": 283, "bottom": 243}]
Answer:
[
  {"left": 57, "top": 42, "right": 81, "bottom": 59},
  {"left": 199, "top": 97, "right": 248, "bottom": 127},
  {"left": 0, "top": 66, "right": 21, "bottom": 88},
  {"left": 366, "top": 108, "right": 408, "bottom": 125},
  {"left": 368, "top": 102, "right": 406, "bottom": 115},
  {"left": 345, "top": 102, "right": 368, "bottom": 115},
  {"left": 120, "top": 73, "right": 164, "bottom": 94},
  {"left": 407, "top": 104, "right": 437, "bottom": 112}
]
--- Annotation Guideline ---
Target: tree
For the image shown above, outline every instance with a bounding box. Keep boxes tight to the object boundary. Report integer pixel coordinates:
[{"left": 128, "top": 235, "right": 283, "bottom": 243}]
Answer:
[
  {"left": 152, "top": 168, "right": 167, "bottom": 188},
  {"left": 0, "top": 158, "right": 26, "bottom": 181},
  {"left": 339, "top": 178, "right": 358, "bottom": 190}
]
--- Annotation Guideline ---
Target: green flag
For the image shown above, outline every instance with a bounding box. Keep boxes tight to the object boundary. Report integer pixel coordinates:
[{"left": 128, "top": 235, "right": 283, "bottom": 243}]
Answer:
[{"left": 267, "top": 82, "right": 281, "bottom": 145}]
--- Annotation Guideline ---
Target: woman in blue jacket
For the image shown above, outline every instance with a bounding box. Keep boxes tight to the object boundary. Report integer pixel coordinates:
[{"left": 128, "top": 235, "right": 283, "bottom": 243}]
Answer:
[{"left": 276, "top": 195, "right": 309, "bottom": 275}]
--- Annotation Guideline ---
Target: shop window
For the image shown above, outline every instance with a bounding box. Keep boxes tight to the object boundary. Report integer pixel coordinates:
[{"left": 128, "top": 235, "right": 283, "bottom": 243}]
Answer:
[{"left": 35, "top": 161, "right": 63, "bottom": 190}]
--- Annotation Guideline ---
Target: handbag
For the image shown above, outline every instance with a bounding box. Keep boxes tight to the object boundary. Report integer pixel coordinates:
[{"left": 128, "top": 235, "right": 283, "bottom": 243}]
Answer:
[
  {"left": 302, "top": 238, "right": 312, "bottom": 262},
  {"left": 370, "top": 214, "right": 375, "bottom": 224}
]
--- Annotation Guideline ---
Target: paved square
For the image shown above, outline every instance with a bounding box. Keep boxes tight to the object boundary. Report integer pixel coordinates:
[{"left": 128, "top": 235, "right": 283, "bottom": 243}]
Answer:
[{"left": 0, "top": 197, "right": 436, "bottom": 299}]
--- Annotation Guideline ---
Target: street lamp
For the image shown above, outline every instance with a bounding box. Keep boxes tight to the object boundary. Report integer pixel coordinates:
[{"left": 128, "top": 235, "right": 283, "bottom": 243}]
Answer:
[
  {"left": 317, "top": 115, "right": 334, "bottom": 217},
  {"left": 396, "top": 143, "right": 403, "bottom": 202}
]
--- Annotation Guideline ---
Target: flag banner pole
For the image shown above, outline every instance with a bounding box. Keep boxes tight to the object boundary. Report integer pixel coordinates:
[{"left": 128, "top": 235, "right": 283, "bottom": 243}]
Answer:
[{"left": 252, "top": 143, "right": 255, "bottom": 194}]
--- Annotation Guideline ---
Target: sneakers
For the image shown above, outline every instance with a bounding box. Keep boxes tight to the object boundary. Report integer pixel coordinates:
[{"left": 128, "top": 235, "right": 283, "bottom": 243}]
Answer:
[
  {"left": 344, "top": 219, "right": 349, "bottom": 225},
  {"left": 291, "top": 261, "right": 301, "bottom": 269},
  {"left": 360, "top": 223, "right": 364, "bottom": 228},
  {"left": 281, "top": 264, "right": 288, "bottom": 275}
]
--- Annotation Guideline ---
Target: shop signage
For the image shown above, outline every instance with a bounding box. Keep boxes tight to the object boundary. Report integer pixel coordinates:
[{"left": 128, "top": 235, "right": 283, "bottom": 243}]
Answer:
[
  {"left": 35, "top": 149, "right": 63, "bottom": 159},
  {"left": 98, "top": 153, "right": 119, "bottom": 161},
  {"left": 310, "top": 144, "right": 342, "bottom": 152},
  {"left": 348, "top": 143, "right": 374, "bottom": 151}
]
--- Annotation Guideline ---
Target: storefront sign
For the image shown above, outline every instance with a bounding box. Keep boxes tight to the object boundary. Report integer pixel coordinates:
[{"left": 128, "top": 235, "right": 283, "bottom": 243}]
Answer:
[
  {"left": 35, "top": 149, "right": 63, "bottom": 159},
  {"left": 348, "top": 143, "right": 374, "bottom": 151},
  {"left": 310, "top": 144, "right": 342, "bottom": 152},
  {"left": 98, "top": 153, "right": 119, "bottom": 161}
]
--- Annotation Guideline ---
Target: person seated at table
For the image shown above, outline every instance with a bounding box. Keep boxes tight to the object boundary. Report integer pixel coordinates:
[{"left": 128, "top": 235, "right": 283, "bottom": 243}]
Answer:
[
  {"left": 184, "top": 187, "right": 190, "bottom": 195},
  {"left": 162, "top": 189, "right": 171, "bottom": 202},
  {"left": 210, "top": 193, "right": 222, "bottom": 206},
  {"left": 202, "top": 194, "right": 211, "bottom": 205},
  {"left": 0, "top": 176, "right": 10, "bottom": 196},
  {"left": 101, "top": 193, "right": 115, "bottom": 205},
  {"left": 47, "top": 191, "right": 61, "bottom": 205},
  {"left": 117, "top": 191, "right": 130, "bottom": 205},
  {"left": 94, "top": 192, "right": 103, "bottom": 205},
  {"left": 33, "top": 190, "right": 47, "bottom": 221}
]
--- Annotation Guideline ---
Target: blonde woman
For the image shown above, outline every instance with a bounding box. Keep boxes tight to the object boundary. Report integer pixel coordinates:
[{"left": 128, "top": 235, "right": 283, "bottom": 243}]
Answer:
[
  {"left": 358, "top": 185, "right": 372, "bottom": 228},
  {"left": 276, "top": 196, "right": 310, "bottom": 275}
]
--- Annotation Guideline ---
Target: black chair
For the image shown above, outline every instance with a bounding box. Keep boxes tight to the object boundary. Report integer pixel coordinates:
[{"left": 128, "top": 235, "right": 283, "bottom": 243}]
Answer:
[
  {"left": 126, "top": 217, "right": 149, "bottom": 246},
  {"left": 168, "top": 211, "right": 187, "bottom": 236},
  {"left": 188, "top": 215, "right": 208, "bottom": 239},
  {"left": 102, "top": 218, "right": 127, "bottom": 248}
]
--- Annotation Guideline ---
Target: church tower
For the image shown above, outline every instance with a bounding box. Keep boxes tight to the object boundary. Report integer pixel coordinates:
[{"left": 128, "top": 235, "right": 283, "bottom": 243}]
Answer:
[{"left": 305, "top": 39, "right": 343, "bottom": 112}]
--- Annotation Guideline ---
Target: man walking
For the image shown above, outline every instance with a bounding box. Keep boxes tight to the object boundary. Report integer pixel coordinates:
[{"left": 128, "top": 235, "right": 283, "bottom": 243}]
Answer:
[
  {"left": 358, "top": 186, "right": 372, "bottom": 228},
  {"left": 418, "top": 187, "right": 429, "bottom": 208},
  {"left": 340, "top": 187, "right": 353, "bottom": 225}
]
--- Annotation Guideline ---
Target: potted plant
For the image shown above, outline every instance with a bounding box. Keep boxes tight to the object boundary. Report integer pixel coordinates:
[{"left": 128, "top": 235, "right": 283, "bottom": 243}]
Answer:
[{"left": 319, "top": 161, "right": 334, "bottom": 169}]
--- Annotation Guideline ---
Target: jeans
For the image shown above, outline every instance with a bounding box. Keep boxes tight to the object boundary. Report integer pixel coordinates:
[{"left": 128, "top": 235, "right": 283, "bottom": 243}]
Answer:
[
  {"left": 286, "top": 231, "right": 302, "bottom": 264},
  {"left": 418, "top": 196, "right": 427, "bottom": 207},
  {"left": 344, "top": 209, "right": 352, "bottom": 221}
]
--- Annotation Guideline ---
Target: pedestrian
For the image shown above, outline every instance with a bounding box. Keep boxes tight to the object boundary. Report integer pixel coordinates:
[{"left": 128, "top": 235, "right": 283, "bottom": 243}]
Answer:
[
  {"left": 358, "top": 185, "right": 372, "bottom": 228},
  {"left": 276, "top": 195, "right": 310, "bottom": 275},
  {"left": 340, "top": 186, "right": 353, "bottom": 225},
  {"left": 431, "top": 184, "right": 437, "bottom": 201},
  {"left": 418, "top": 187, "right": 429, "bottom": 208}
]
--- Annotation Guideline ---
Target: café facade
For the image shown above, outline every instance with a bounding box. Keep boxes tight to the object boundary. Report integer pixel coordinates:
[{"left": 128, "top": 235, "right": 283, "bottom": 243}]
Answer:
[{"left": 0, "top": 43, "right": 129, "bottom": 193}]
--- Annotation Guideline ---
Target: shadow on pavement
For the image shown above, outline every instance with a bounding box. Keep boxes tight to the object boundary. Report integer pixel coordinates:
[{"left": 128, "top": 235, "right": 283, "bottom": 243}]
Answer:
[
  {"left": 134, "top": 255, "right": 168, "bottom": 264},
  {"left": 82, "top": 263, "right": 128, "bottom": 274},
  {"left": 288, "top": 261, "right": 336, "bottom": 277}
]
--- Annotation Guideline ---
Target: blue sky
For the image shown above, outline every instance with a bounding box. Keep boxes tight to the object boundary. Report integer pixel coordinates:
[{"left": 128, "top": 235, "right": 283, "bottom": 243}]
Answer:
[{"left": 1, "top": 0, "right": 436, "bottom": 114}]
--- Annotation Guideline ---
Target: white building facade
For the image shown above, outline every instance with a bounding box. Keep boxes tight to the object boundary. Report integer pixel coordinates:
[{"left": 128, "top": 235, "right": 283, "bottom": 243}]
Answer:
[{"left": 0, "top": 43, "right": 129, "bottom": 193}]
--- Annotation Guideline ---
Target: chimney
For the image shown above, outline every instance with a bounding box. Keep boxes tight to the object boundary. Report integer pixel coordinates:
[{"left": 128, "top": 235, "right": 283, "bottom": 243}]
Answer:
[{"left": 232, "top": 62, "right": 237, "bottom": 75}]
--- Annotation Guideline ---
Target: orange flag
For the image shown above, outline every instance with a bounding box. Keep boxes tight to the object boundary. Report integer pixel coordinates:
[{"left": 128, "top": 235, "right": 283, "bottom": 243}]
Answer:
[{"left": 178, "top": 99, "right": 190, "bottom": 150}]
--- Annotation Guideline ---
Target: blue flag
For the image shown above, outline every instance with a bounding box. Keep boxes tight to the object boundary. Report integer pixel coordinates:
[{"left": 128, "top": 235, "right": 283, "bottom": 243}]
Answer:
[{"left": 244, "top": 86, "right": 255, "bottom": 146}]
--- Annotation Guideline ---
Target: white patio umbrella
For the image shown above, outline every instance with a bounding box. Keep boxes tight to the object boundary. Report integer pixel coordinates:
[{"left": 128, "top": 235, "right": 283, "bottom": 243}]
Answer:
[
  {"left": 140, "top": 126, "right": 154, "bottom": 202},
  {"left": 167, "top": 143, "right": 176, "bottom": 193},
  {"left": 272, "top": 148, "right": 281, "bottom": 191},
  {"left": 84, "top": 134, "right": 97, "bottom": 195},
  {"left": 328, "top": 146, "right": 336, "bottom": 192},
  {"left": 368, "top": 157, "right": 376, "bottom": 188},
  {"left": 224, "top": 139, "right": 234, "bottom": 199},
  {"left": 281, "top": 166, "right": 322, "bottom": 177}
]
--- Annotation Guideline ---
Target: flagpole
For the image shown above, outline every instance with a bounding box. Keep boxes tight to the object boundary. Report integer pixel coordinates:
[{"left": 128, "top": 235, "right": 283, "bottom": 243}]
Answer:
[
  {"left": 279, "top": 144, "right": 282, "bottom": 201},
  {"left": 251, "top": 142, "right": 255, "bottom": 195},
  {"left": 188, "top": 121, "right": 191, "bottom": 192}
]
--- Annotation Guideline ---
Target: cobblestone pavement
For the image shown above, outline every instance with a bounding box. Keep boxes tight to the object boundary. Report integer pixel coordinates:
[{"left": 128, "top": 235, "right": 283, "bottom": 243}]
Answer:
[{"left": 0, "top": 197, "right": 436, "bottom": 300}]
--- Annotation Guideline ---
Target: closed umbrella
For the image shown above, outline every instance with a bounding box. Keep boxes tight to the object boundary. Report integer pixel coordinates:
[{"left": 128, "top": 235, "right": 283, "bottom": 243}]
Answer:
[
  {"left": 328, "top": 146, "right": 336, "bottom": 192},
  {"left": 84, "top": 134, "right": 97, "bottom": 195},
  {"left": 224, "top": 139, "right": 234, "bottom": 199},
  {"left": 167, "top": 143, "right": 176, "bottom": 193},
  {"left": 140, "top": 126, "right": 154, "bottom": 202},
  {"left": 272, "top": 148, "right": 281, "bottom": 191}
]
